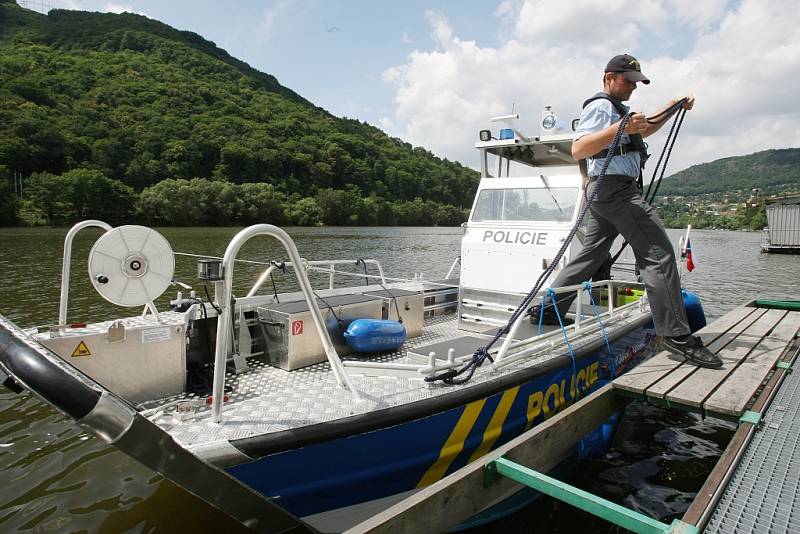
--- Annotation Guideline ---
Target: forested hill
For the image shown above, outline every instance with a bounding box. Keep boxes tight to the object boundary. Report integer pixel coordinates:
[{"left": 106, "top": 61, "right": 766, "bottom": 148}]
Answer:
[
  {"left": 0, "top": 1, "right": 479, "bottom": 226},
  {"left": 651, "top": 148, "right": 800, "bottom": 231},
  {"left": 659, "top": 148, "right": 800, "bottom": 197}
]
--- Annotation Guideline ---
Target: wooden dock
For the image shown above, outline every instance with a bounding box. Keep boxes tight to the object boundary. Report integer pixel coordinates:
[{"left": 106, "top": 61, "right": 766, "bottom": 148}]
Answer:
[
  {"left": 346, "top": 300, "right": 800, "bottom": 534},
  {"left": 613, "top": 301, "right": 800, "bottom": 418}
]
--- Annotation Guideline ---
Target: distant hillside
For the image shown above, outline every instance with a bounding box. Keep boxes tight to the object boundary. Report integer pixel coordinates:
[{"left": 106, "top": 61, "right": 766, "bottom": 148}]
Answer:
[
  {"left": 658, "top": 148, "right": 800, "bottom": 197},
  {"left": 0, "top": 1, "right": 479, "bottom": 226},
  {"left": 650, "top": 149, "right": 800, "bottom": 230}
]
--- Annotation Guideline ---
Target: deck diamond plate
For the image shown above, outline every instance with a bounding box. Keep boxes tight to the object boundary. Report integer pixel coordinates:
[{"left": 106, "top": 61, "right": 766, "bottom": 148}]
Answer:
[{"left": 141, "top": 307, "right": 648, "bottom": 450}]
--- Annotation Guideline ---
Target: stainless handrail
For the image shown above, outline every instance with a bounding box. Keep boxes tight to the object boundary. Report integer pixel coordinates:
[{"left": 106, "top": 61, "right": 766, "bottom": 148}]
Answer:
[
  {"left": 59, "top": 220, "right": 113, "bottom": 326},
  {"left": 211, "top": 225, "right": 361, "bottom": 423},
  {"left": 247, "top": 259, "right": 387, "bottom": 297},
  {"left": 445, "top": 256, "right": 461, "bottom": 279},
  {"left": 494, "top": 280, "right": 631, "bottom": 364}
]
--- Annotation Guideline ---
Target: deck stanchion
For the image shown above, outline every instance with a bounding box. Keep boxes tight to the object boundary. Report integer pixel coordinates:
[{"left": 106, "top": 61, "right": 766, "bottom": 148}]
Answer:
[
  {"left": 59, "top": 220, "right": 113, "bottom": 327},
  {"left": 211, "top": 224, "right": 362, "bottom": 424}
]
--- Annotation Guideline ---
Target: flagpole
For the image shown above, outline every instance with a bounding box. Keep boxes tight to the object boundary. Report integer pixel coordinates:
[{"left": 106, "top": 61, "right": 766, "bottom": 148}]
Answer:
[
  {"left": 683, "top": 224, "right": 692, "bottom": 256},
  {"left": 678, "top": 224, "right": 692, "bottom": 280}
]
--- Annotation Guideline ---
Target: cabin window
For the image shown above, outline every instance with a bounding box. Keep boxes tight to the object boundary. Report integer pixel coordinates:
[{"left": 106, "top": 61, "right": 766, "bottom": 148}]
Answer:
[{"left": 471, "top": 188, "right": 578, "bottom": 222}]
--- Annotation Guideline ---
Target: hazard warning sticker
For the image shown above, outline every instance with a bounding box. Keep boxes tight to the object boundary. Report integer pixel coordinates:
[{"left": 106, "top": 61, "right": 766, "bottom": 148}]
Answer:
[{"left": 71, "top": 341, "right": 91, "bottom": 357}]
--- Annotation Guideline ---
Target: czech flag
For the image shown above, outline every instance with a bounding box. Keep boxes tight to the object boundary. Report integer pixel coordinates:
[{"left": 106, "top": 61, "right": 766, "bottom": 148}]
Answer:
[{"left": 685, "top": 237, "right": 696, "bottom": 272}]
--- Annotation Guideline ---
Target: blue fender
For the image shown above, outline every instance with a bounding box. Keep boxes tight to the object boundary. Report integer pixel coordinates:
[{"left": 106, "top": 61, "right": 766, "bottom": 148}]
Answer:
[
  {"left": 682, "top": 289, "right": 707, "bottom": 333},
  {"left": 344, "top": 319, "right": 407, "bottom": 352}
]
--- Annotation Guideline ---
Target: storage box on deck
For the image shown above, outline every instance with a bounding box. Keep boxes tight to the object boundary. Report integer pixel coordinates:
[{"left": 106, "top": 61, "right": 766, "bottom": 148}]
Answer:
[
  {"left": 37, "top": 317, "right": 186, "bottom": 404},
  {"left": 599, "top": 287, "right": 645, "bottom": 307},
  {"left": 362, "top": 289, "right": 424, "bottom": 338},
  {"left": 257, "top": 294, "right": 382, "bottom": 370}
]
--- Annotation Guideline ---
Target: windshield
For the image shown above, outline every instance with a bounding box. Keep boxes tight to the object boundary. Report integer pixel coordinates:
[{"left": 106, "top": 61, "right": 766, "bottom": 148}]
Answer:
[{"left": 471, "top": 187, "right": 578, "bottom": 223}]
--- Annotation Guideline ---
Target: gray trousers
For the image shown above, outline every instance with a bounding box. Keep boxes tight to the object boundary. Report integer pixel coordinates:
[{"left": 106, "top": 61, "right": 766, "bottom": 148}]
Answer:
[{"left": 549, "top": 176, "right": 690, "bottom": 337}]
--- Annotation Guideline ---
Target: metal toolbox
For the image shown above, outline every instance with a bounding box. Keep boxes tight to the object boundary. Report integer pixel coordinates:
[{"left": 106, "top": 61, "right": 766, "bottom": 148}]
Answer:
[
  {"left": 362, "top": 289, "right": 424, "bottom": 338},
  {"left": 38, "top": 316, "right": 186, "bottom": 404},
  {"left": 257, "top": 293, "right": 383, "bottom": 370}
]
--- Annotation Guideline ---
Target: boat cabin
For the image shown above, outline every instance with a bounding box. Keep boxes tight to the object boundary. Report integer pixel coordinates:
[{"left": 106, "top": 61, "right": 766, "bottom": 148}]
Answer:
[{"left": 458, "top": 117, "right": 587, "bottom": 332}]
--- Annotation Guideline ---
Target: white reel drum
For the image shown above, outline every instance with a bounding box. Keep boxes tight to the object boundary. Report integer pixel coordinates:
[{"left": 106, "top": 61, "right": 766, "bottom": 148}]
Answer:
[{"left": 88, "top": 225, "right": 175, "bottom": 310}]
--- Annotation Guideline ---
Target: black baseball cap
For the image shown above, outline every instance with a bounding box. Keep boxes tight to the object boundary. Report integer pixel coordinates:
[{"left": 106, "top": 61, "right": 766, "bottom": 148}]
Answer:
[{"left": 605, "top": 54, "right": 650, "bottom": 84}]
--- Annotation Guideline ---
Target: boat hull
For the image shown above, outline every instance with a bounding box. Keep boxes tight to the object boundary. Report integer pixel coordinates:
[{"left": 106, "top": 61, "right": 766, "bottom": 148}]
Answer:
[{"left": 226, "top": 326, "right": 657, "bottom": 531}]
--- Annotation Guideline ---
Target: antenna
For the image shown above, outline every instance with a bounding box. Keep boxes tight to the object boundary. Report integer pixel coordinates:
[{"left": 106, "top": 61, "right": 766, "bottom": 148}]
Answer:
[{"left": 489, "top": 114, "right": 527, "bottom": 141}]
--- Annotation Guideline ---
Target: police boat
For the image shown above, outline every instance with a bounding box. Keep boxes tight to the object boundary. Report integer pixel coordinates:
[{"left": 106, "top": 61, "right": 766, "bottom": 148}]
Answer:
[{"left": 0, "top": 109, "right": 692, "bottom": 532}]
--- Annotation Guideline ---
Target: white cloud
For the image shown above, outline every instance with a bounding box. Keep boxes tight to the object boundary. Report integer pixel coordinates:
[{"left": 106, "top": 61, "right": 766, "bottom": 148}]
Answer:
[
  {"left": 102, "top": 2, "right": 147, "bottom": 17},
  {"left": 255, "top": 0, "right": 296, "bottom": 44},
  {"left": 382, "top": 0, "right": 800, "bottom": 173},
  {"left": 668, "top": 0, "right": 730, "bottom": 30}
]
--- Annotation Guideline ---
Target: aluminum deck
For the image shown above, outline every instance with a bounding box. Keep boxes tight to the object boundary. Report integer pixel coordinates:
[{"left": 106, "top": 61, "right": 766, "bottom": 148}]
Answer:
[
  {"left": 141, "top": 304, "right": 649, "bottom": 452},
  {"left": 612, "top": 302, "right": 800, "bottom": 418}
]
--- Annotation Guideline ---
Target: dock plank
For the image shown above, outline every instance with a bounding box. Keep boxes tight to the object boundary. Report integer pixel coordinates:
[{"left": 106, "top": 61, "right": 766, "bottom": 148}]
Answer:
[
  {"left": 613, "top": 305, "right": 758, "bottom": 396},
  {"left": 768, "top": 309, "right": 800, "bottom": 342},
  {"left": 644, "top": 307, "right": 769, "bottom": 400},
  {"left": 703, "top": 310, "right": 800, "bottom": 416},
  {"left": 665, "top": 308, "right": 788, "bottom": 410}
]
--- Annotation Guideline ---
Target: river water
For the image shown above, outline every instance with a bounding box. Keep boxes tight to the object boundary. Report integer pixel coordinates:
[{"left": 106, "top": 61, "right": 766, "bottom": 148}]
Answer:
[{"left": 1, "top": 226, "right": 798, "bottom": 533}]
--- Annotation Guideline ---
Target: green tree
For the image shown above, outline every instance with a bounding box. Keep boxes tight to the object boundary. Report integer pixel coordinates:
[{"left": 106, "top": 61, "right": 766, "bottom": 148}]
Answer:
[
  {"left": 238, "top": 182, "right": 287, "bottom": 225},
  {"left": 316, "top": 186, "right": 363, "bottom": 225},
  {"left": 0, "top": 166, "right": 19, "bottom": 226},
  {"left": 285, "top": 197, "right": 322, "bottom": 226},
  {"left": 67, "top": 168, "right": 136, "bottom": 223},
  {"left": 24, "top": 171, "right": 71, "bottom": 223}
]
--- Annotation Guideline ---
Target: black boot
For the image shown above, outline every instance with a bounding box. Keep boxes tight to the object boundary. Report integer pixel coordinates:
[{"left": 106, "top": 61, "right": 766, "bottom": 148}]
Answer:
[{"left": 528, "top": 303, "right": 573, "bottom": 326}]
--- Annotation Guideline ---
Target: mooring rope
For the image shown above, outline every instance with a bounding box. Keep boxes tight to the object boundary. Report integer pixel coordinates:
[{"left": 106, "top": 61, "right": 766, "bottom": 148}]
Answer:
[{"left": 610, "top": 100, "right": 688, "bottom": 265}]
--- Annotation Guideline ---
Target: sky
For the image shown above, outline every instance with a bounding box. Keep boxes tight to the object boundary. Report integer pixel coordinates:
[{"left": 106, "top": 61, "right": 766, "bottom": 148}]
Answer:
[{"left": 24, "top": 0, "right": 800, "bottom": 174}]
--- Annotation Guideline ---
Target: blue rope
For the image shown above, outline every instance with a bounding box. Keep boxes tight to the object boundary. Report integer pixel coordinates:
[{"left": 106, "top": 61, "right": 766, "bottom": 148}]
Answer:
[
  {"left": 426, "top": 112, "right": 634, "bottom": 385},
  {"left": 583, "top": 281, "right": 615, "bottom": 377},
  {"left": 536, "top": 293, "right": 548, "bottom": 336},
  {"left": 546, "top": 289, "right": 578, "bottom": 394}
]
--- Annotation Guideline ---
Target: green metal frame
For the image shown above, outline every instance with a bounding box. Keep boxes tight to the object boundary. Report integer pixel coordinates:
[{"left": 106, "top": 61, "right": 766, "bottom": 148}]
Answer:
[
  {"left": 739, "top": 410, "right": 762, "bottom": 427},
  {"left": 755, "top": 299, "right": 800, "bottom": 312},
  {"left": 484, "top": 457, "right": 698, "bottom": 534}
]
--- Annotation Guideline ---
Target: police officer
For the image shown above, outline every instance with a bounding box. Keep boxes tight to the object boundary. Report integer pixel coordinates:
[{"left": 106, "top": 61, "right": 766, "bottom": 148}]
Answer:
[{"left": 533, "top": 54, "right": 722, "bottom": 369}]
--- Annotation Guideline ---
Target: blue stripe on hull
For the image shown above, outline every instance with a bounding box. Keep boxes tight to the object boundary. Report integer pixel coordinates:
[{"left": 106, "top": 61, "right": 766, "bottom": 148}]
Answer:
[{"left": 227, "top": 328, "right": 655, "bottom": 518}]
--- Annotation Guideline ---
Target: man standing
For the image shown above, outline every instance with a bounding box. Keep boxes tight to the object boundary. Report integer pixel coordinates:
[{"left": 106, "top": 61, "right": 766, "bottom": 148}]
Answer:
[{"left": 533, "top": 54, "right": 722, "bottom": 369}]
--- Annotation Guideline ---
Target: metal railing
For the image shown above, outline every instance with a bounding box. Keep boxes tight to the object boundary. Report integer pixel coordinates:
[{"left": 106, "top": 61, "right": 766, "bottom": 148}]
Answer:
[
  {"left": 445, "top": 256, "right": 461, "bottom": 279},
  {"left": 211, "top": 225, "right": 362, "bottom": 423},
  {"left": 58, "top": 220, "right": 113, "bottom": 327},
  {"left": 343, "top": 280, "right": 645, "bottom": 380},
  {"left": 246, "top": 259, "right": 387, "bottom": 298},
  {"left": 493, "top": 280, "right": 642, "bottom": 369}
]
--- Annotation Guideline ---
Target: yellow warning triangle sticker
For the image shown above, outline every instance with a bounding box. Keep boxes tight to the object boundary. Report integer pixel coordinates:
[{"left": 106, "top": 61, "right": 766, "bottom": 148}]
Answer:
[{"left": 71, "top": 340, "right": 91, "bottom": 358}]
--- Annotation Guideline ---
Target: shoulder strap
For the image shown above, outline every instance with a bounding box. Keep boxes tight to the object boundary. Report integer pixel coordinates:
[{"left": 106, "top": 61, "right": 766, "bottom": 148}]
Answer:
[
  {"left": 583, "top": 92, "right": 628, "bottom": 116},
  {"left": 582, "top": 92, "right": 649, "bottom": 167}
]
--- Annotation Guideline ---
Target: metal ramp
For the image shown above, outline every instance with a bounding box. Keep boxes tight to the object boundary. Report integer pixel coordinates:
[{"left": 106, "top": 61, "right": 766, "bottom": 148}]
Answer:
[
  {"left": 613, "top": 302, "right": 800, "bottom": 419},
  {"left": 703, "top": 339, "right": 800, "bottom": 533}
]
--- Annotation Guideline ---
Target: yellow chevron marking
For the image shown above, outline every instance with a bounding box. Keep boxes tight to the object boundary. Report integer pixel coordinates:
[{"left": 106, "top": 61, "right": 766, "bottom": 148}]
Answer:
[
  {"left": 468, "top": 386, "right": 520, "bottom": 463},
  {"left": 417, "top": 399, "right": 486, "bottom": 488}
]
